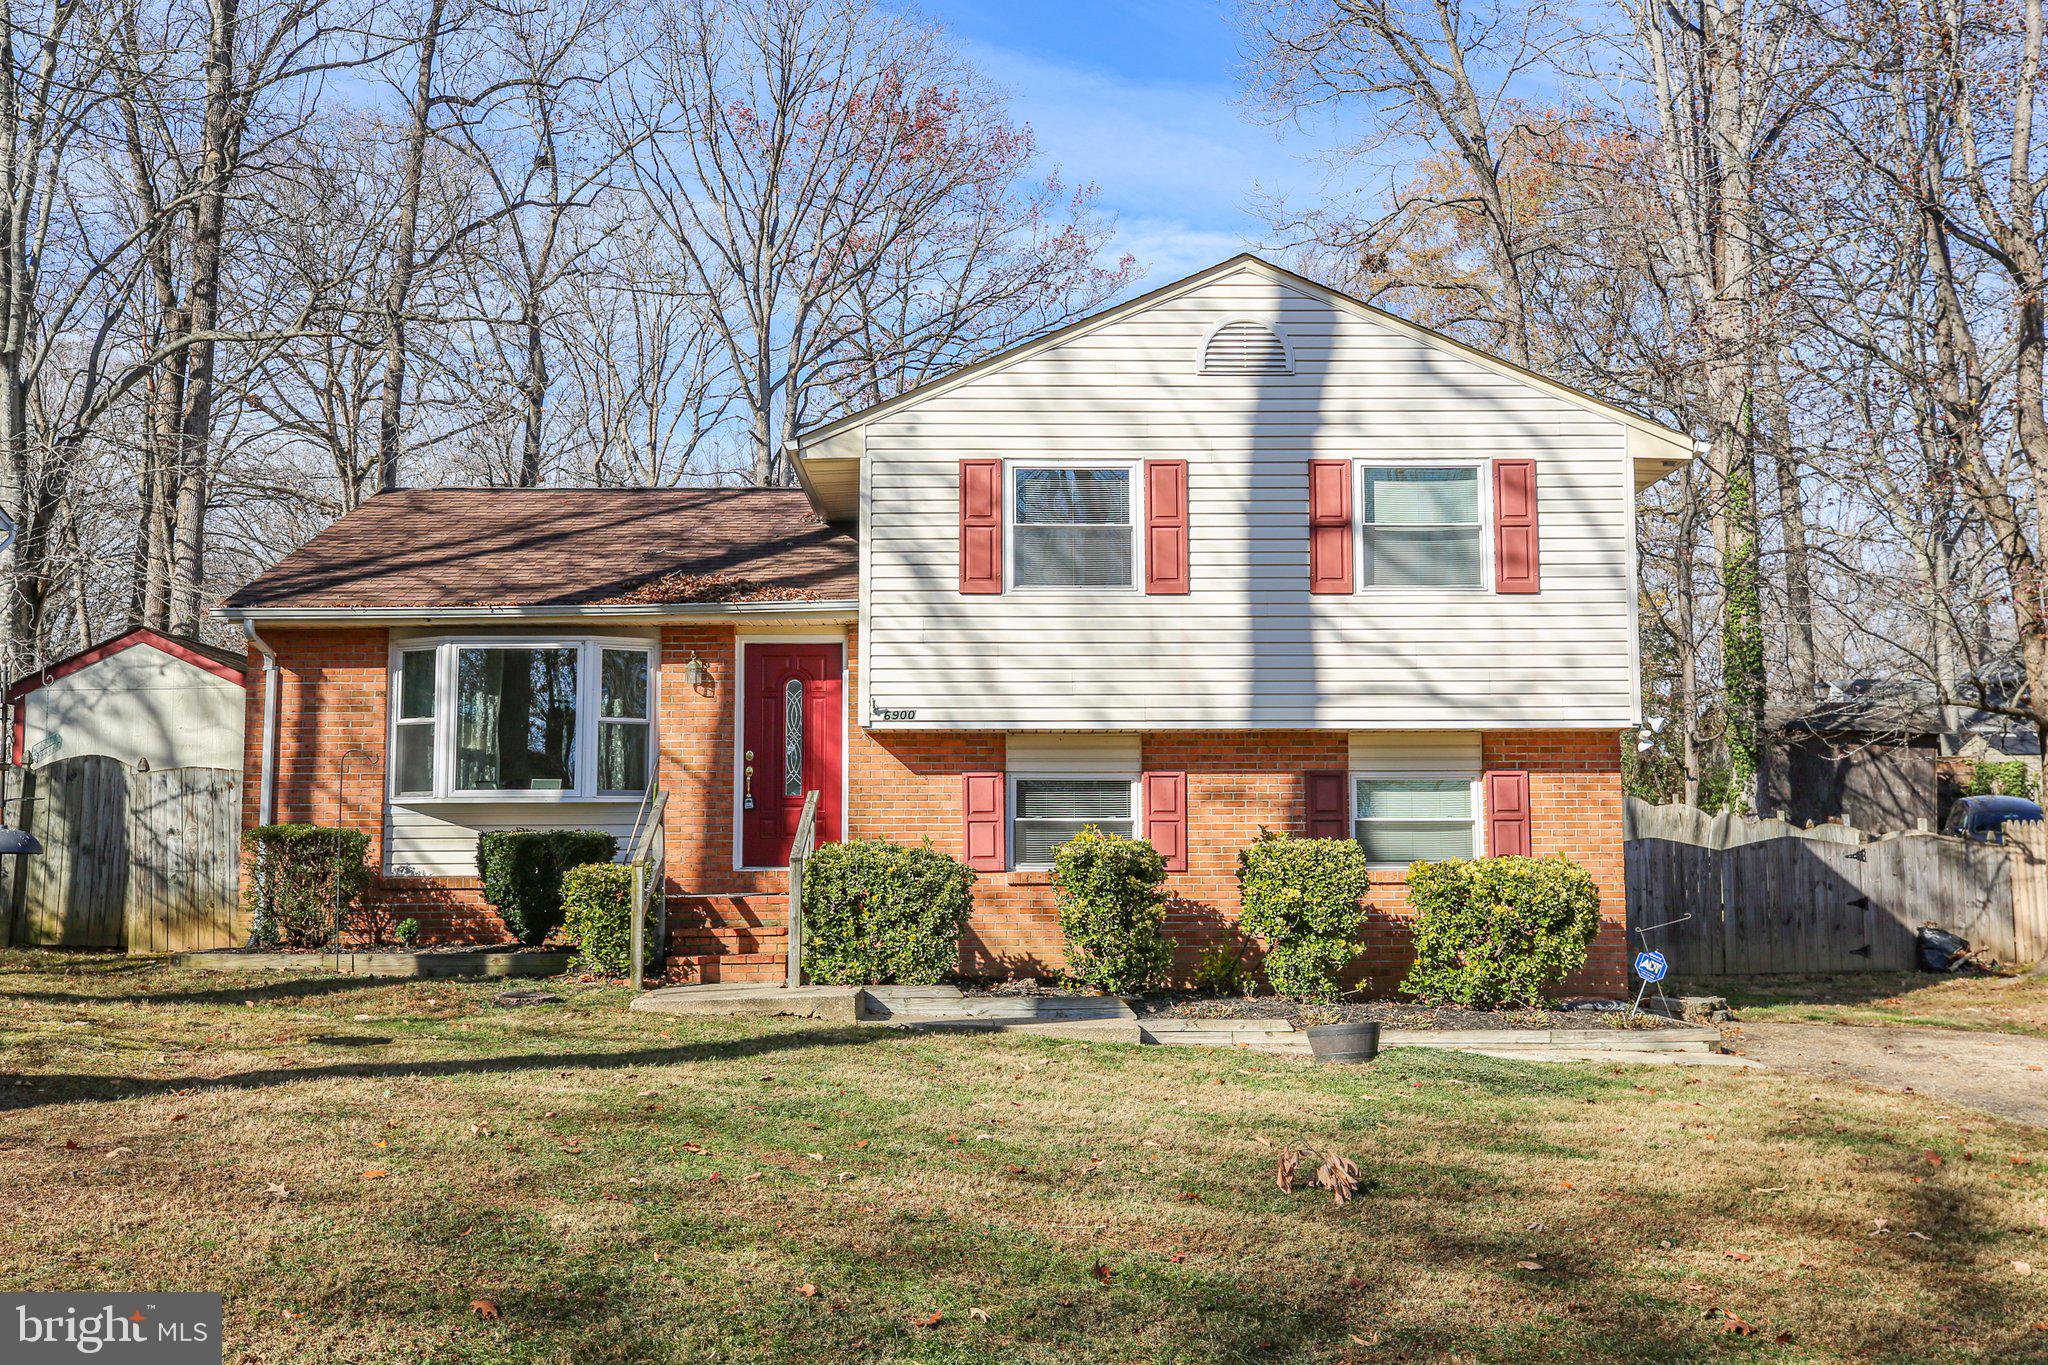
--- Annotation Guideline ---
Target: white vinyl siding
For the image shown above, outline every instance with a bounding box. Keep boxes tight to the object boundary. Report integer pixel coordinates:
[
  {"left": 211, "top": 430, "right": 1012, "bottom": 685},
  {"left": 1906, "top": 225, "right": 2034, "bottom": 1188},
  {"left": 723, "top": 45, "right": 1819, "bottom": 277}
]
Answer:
[
  {"left": 858, "top": 265, "right": 1640, "bottom": 730},
  {"left": 383, "top": 801, "right": 638, "bottom": 879}
]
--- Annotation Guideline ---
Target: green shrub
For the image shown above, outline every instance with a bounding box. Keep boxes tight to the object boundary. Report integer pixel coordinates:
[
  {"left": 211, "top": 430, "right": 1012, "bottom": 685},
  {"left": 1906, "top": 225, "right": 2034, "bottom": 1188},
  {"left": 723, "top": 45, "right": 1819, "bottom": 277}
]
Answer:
[
  {"left": 1401, "top": 856, "right": 1601, "bottom": 1009},
  {"left": 561, "top": 863, "right": 640, "bottom": 977},
  {"left": 477, "top": 829, "right": 617, "bottom": 944},
  {"left": 1965, "top": 759, "right": 2038, "bottom": 800},
  {"left": 800, "top": 838, "right": 975, "bottom": 985},
  {"left": 1235, "top": 830, "right": 1368, "bottom": 1001},
  {"left": 1050, "top": 827, "right": 1172, "bottom": 993},
  {"left": 1193, "top": 942, "right": 1253, "bottom": 996},
  {"left": 393, "top": 918, "right": 421, "bottom": 949},
  {"left": 242, "top": 823, "right": 373, "bottom": 948}
]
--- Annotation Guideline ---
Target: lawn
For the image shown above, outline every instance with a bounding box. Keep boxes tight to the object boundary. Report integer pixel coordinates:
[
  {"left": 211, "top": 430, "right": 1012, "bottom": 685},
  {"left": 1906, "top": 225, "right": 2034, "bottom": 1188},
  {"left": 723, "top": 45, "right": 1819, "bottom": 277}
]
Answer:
[
  {"left": 1, "top": 951, "right": 2044, "bottom": 1363},
  {"left": 1698, "top": 971, "right": 2048, "bottom": 1040}
]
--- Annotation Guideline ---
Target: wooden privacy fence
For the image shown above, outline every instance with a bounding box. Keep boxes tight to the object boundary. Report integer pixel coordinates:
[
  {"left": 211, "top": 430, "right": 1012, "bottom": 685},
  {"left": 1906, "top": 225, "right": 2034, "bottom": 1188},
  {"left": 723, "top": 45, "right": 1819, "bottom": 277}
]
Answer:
[
  {"left": 1626, "top": 798, "right": 2048, "bottom": 975},
  {"left": 0, "top": 756, "right": 242, "bottom": 953}
]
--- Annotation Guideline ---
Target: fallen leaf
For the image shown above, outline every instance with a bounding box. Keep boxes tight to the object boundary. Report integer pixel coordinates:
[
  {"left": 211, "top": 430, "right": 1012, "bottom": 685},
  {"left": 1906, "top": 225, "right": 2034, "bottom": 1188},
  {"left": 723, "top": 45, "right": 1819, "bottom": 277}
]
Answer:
[
  {"left": 1517, "top": 1260, "right": 1545, "bottom": 1272},
  {"left": 1091, "top": 1262, "right": 1115, "bottom": 1286},
  {"left": 806, "top": 1152, "right": 825, "bottom": 1162},
  {"left": 362, "top": 1169, "right": 390, "bottom": 1181},
  {"left": 470, "top": 1300, "right": 500, "bottom": 1320},
  {"left": 911, "top": 1311, "right": 943, "bottom": 1328},
  {"left": 1276, "top": 1147, "right": 1301, "bottom": 1193},
  {"left": 968, "top": 1307, "right": 990, "bottom": 1321},
  {"left": 853, "top": 1139, "right": 869, "bottom": 1149},
  {"left": 1315, "top": 1153, "right": 1362, "bottom": 1206},
  {"left": 798, "top": 1284, "right": 819, "bottom": 1298},
  {"left": 2016, "top": 1261, "right": 2035, "bottom": 1277},
  {"left": 103, "top": 1147, "right": 131, "bottom": 1161},
  {"left": 1724, "top": 1252, "right": 1753, "bottom": 1263}
]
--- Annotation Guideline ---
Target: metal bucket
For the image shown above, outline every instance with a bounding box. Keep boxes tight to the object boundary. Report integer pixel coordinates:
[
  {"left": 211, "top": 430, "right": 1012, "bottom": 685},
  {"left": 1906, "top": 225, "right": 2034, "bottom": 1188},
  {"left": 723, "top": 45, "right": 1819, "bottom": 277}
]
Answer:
[{"left": 1305, "top": 1021, "right": 1381, "bottom": 1064}]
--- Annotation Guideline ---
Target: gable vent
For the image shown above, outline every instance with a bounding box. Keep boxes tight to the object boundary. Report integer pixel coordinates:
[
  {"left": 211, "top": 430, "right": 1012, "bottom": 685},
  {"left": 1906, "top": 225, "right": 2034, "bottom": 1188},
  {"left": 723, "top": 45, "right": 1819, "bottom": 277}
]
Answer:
[{"left": 1200, "top": 320, "right": 1293, "bottom": 375}]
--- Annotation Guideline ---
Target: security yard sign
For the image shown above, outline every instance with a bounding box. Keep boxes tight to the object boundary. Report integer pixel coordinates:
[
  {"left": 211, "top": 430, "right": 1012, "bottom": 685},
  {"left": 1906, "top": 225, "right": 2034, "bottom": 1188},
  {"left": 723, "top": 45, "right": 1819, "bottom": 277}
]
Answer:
[{"left": 1633, "top": 950, "right": 1669, "bottom": 984}]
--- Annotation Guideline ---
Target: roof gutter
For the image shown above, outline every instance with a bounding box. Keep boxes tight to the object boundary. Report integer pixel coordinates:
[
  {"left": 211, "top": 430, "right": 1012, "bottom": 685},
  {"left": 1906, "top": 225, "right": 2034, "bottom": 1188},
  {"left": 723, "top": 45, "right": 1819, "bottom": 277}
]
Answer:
[{"left": 214, "top": 599, "right": 860, "bottom": 625}]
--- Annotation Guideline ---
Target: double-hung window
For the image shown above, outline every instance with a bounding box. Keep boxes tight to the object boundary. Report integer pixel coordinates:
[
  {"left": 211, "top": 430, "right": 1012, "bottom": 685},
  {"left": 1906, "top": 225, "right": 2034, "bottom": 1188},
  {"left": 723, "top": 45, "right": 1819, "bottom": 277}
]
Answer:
[
  {"left": 391, "top": 638, "right": 654, "bottom": 800},
  {"left": 1359, "top": 464, "right": 1484, "bottom": 589},
  {"left": 1010, "top": 775, "right": 1137, "bottom": 868},
  {"left": 1352, "top": 776, "right": 1480, "bottom": 865},
  {"left": 1011, "top": 465, "right": 1137, "bottom": 589}
]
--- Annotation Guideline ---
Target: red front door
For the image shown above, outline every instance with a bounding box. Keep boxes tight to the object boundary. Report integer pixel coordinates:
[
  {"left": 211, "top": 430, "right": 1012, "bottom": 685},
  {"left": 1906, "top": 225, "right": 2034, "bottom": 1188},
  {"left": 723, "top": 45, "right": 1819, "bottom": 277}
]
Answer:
[{"left": 741, "top": 642, "right": 844, "bottom": 867}]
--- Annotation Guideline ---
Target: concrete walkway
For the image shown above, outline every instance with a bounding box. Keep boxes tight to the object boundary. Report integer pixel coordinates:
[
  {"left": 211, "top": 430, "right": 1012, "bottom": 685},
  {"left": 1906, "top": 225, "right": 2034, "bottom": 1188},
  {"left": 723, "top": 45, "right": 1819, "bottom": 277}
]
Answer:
[
  {"left": 1720, "top": 1021, "right": 2048, "bottom": 1128},
  {"left": 631, "top": 983, "right": 1730, "bottom": 1063}
]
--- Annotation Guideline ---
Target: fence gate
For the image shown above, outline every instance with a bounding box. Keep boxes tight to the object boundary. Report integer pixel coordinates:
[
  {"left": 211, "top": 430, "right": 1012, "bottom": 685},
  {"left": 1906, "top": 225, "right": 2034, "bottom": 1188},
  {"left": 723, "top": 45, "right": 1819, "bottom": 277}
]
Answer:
[{"left": 1, "top": 756, "right": 242, "bottom": 952}]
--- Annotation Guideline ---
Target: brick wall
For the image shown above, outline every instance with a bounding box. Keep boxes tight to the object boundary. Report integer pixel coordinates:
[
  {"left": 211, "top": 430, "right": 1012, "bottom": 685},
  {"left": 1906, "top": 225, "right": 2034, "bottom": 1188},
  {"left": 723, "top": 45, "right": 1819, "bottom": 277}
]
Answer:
[
  {"left": 243, "top": 627, "right": 530, "bottom": 944},
  {"left": 853, "top": 723, "right": 1628, "bottom": 993},
  {"left": 241, "top": 622, "right": 1626, "bottom": 991}
]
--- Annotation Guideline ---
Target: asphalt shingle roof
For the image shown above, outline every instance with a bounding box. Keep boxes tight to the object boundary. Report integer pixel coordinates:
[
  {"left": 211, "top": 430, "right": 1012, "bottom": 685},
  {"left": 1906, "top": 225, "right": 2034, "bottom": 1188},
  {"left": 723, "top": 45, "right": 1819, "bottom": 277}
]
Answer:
[{"left": 222, "top": 488, "right": 856, "bottom": 610}]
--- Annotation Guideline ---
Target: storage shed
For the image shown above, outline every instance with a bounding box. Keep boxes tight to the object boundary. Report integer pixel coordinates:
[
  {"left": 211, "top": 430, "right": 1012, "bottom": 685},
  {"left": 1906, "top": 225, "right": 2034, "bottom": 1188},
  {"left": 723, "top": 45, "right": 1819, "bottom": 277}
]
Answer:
[{"left": 6, "top": 627, "right": 246, "bottom": 771}]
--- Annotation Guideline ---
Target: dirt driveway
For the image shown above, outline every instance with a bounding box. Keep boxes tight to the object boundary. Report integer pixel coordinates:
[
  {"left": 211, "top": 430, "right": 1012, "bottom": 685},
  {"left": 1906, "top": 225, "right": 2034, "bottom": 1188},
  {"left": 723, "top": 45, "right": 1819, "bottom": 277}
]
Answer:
[{"left": 1722, "top": 1020, "right": 2048, "bottom": 1128}]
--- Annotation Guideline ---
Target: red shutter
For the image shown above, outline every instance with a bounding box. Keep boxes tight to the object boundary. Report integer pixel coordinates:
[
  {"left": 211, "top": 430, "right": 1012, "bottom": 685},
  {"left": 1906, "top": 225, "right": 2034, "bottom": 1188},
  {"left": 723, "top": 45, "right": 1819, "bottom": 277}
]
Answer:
[
  {"left": 1141, "top": 771, "right": 1188, "bottom": 872},
  {"left": 1484, "top": 769, "right": 1532, "bottom": 856},
  {"left": 962, "top": 772, "right": 1006, "bottom": 871},
  {"left": 1144, "top": 460, "right": 1189, "bottom": 594},
  {"left": 1305, "top": 770, "right": 1349, "bottom": 839},
  {"left": 1493, "top": 459, "right": 1540, "bottom": 593},
  {"left": 959, "top": 459, "right": 1002, "bottom": 594},
  {"left": 1307, "top": 460, "right": 1353, "bottom": 594}
]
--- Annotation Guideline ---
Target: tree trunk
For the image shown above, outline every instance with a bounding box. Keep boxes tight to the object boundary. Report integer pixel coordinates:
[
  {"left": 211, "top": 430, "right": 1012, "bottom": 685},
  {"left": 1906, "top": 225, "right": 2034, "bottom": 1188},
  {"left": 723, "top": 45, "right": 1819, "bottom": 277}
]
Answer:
[{"left": 375, "top": 0, "right": 449, "bottom": 493}]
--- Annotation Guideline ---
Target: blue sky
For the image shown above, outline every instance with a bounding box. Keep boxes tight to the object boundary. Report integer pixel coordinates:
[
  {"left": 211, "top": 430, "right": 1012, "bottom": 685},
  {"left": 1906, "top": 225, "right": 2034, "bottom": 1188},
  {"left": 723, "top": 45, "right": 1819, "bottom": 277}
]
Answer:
[{"left": 919, "top": 0, "right": 1357, "bottom": 287}]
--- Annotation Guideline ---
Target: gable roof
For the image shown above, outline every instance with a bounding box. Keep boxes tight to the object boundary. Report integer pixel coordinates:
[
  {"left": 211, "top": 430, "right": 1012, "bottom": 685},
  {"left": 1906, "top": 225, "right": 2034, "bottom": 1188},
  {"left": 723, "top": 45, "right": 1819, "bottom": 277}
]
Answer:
[
  {"left": 8, "top": 626, "right": 247, "bottom": 698},
  {"left": 789, "top": 253, "right": 1697, "bottom": 519},
  {"left": 220, "top": 488, "right": 858, "bottom": 615}
]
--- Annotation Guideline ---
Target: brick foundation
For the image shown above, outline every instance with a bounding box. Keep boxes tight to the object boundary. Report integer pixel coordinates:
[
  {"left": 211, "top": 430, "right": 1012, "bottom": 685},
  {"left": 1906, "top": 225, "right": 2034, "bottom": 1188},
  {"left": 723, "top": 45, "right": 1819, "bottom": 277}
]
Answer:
[{"left": 242, "top": 623, "right": 1627, "bottom": 992}]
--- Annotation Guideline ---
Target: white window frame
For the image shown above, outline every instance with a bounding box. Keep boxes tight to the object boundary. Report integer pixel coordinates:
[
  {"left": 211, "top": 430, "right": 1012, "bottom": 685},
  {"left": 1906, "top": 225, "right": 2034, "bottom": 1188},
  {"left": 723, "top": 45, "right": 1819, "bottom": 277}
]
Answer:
[
  {"left": 1005, "top": 458, "right": 1142, "bottom": 594},
  {"left": 386, "top": 635, "right": 656, "bottom": 803},
  {"left": 1355, "top": 459, "right": 1492, "bottom": 595},
  {"left": 392, "top": 648, "right": 438, "bottom": 798},
  {"left": 1350, "top": 771, "right": 1483, "bottom": 868},
  {"left": 1007, "top": 770, "right": 1140, "bottom": 871}
]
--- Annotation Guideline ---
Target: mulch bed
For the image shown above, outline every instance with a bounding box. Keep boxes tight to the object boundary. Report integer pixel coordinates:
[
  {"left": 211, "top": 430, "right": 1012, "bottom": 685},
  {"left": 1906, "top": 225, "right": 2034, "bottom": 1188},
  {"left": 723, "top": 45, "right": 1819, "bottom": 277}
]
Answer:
[{"left": 962, "top": 979, "right": 1671, "bottom": 1031}]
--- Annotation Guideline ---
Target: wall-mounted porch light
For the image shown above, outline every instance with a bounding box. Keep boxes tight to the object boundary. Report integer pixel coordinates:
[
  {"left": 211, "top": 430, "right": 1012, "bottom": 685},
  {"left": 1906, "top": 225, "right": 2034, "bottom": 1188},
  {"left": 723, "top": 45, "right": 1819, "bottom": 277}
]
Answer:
[{"left": 685, "top": 651, "right": 711, "bottom": 690}]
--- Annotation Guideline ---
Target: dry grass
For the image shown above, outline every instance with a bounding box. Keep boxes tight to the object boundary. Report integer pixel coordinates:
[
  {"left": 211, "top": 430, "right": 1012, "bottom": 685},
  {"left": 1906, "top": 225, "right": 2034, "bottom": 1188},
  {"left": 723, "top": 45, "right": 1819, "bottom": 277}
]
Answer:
[
  {"left": 1703, "top": 972, "right": 2048, "bottom": 1039},
  {"left": 1, "top": 950, "right": 2045, "bottom": 1363}
]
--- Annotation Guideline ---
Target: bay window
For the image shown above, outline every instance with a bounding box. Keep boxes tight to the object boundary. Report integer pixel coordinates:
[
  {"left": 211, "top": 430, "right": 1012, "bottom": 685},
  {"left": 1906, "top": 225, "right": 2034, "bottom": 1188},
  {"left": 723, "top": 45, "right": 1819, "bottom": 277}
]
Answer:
[
  {"left": 1359, "top": 464, "right": 1484, "bottom": 589},
  {"left": 390, "top": 638, "right": 654, "bottom": 800},
  {"left": 1011, "top": 464, "right": 1137, "bottom": 589}
]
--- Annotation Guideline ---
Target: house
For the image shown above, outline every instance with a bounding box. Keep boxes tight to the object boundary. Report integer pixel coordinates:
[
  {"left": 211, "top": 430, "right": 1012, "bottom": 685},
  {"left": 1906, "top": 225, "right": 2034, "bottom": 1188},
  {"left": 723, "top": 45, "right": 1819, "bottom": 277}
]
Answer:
[
  {"left": 1762, "top": 671, "right": 2040, "bottom": 832},
  {"left": 6, "top": 625, "right": 247, "bottom": 771},
  {"left": 217, "top": 255, "right": 1694, "bottom": 991}
]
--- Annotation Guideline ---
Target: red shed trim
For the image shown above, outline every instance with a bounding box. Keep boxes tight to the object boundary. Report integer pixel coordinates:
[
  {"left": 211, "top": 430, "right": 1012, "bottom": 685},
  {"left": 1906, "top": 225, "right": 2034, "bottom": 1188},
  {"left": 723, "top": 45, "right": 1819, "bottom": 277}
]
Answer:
[{"left": 7, "top": 627, "right": 248, "bottom": 763}]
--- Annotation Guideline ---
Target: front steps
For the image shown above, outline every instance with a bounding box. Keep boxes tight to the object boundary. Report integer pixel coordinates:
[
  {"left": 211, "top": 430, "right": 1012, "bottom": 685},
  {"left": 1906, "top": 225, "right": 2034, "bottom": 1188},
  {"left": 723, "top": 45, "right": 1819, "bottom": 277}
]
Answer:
[{"left": 660, "top": 892, "right": 790, "bottom": 984}]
